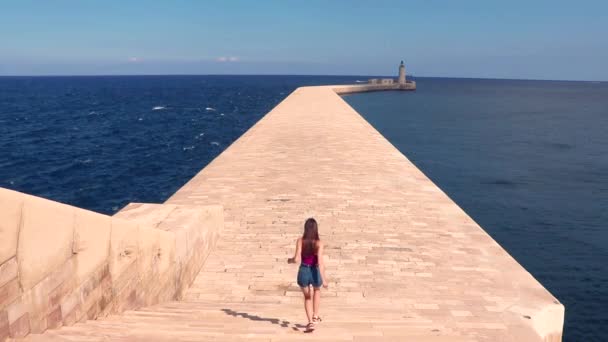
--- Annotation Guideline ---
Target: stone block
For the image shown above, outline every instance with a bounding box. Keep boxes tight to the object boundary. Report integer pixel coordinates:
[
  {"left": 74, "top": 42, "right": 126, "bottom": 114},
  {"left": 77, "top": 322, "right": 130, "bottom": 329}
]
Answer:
[
  {"left": 9, "top": 312, "right": 30, "bottom": 338},
  {"left": 109, "top": 260, "right": 139, "bottom": 312},
  {"left": 138, "top": 226, "right": 175, "bottom": 305},
  {"left": 98, "top": 276, "right": 113, "bottom": 314},
  {"left": 200, "top": 204, "right": 223, "bottom": 246},
  {"left": 78, "top": 265, "right": 110, "bottom": 317},
  {"left": 6, "top": 300, "right": 27, "bottom": 326},
  {"left": 18, "top": 195, "right": 75, "bottom": 290},
  {"left": 108, "top": 218, "right": 139, "bottom": 281},
  {"left": 79, "top": 263, "right": 103, "bottom": 300},
  {"left": 523, "top": 301, "right": 565, "bottom": 342},
  {"left": 73, "top": 209, "right": 111, "bottom": 282},
  {"left": 137, "top": 226, "right": 160, "bottom": 280},
  {"left": 0, "top": 310, "right": 8, "bottom": 341},
  {"left": 172, "top": 226, "right": 190, "bottom": 266},
  {"left": 27, "top": 309, "right": 47, "bottom": 333},
  {"left": 157, "top": 230, "right": 176, "bottom": 277},
  {"left": 60, "top": 301, "right": 81, "bottom": 326},
  {"left": 111, "top": 270, "right": 138, "bottom": 313},
  {"left": 6, "top": 301, "right": 30, "bottom": 337},
  {"left": 0, "top": 188, "right": 23, "bottom": 265},
  {"left": 0, "top": 257, "right": 18, "bottom": 289},
  {"left": 85, "top": 301, "right": 99, "bottom": 320},
  {"left": 115, "top": 203, "right": 175, "bottom": 227},
  {"left": 0, "top": 278, "right": 21, "bottom": 309},
  {"left": 18, "top": 257, "right": 75, "bottom": 334},
  {"left": 46, "top": 306, "right": 62, "bottom": 329},
  {"left": 79, "top": 282, "right": 102, "bottom": 318},
  {"left": 154, "top": 204, "right": 222, "bottom": 298}
]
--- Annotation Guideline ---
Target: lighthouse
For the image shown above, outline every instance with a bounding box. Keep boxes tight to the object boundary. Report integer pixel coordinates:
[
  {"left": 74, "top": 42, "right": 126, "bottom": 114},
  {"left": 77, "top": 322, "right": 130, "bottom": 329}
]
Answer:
[
  {"left": 366, "top": 60, "right": 415, "bottom": 90},
  {"left": 398, "top": 60, "right": 406, "bottom": 85}
]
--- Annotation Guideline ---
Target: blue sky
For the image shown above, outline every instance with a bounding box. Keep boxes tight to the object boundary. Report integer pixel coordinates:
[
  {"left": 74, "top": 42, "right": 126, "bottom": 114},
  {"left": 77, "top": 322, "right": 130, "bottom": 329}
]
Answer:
[{"left": 1, "top": 1, "right": 606, "bottom": 80}]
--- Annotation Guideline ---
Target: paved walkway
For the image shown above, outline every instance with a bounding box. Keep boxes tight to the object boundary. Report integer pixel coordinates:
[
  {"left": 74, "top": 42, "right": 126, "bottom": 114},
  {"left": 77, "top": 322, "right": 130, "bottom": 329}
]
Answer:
[
  {"left": 26, "top": 86, "right": 563, "bottom": 341},
  {"left": 168, "top": 85, "right": 563, "bottom": 341}
]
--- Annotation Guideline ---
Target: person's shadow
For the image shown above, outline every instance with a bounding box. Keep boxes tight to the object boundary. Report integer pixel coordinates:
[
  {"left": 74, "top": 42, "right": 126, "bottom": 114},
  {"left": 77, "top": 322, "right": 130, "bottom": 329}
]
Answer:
[{"left": 221, "top": 308, "right": 312, "bottom": 333}]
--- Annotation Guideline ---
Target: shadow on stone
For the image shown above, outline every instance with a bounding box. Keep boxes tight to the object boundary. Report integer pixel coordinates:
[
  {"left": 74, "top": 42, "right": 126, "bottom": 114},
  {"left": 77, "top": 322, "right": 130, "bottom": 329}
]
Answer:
[{"left": 221, "top": 308, "right": 308, "bottom": 332}]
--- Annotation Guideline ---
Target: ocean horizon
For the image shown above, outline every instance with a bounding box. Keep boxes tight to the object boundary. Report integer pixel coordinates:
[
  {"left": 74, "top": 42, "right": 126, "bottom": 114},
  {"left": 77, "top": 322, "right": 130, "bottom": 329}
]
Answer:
[{"left": 1, "top": 74, "right": 605, "bottom": 83}]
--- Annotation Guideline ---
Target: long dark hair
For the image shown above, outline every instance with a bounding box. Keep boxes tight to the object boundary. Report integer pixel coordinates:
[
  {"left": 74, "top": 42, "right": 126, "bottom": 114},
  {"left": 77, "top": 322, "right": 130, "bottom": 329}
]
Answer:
[{"left": 302, "top": 218, "right": 320, "bottom": 255}]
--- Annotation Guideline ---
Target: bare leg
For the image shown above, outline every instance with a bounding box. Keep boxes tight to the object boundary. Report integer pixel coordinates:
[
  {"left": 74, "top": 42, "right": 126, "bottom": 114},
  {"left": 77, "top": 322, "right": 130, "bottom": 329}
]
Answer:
[
  {"left": 301, "top": 286, "right": 313, "bottom": 323},
  {"left": 312, "top": 287, "right": 321, "bottom": 319}
]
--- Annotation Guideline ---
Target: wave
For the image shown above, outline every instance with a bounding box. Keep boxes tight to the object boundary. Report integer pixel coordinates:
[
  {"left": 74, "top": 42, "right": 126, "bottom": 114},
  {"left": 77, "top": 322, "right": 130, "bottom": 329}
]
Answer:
[
  {"left": 182, "top": 146, "right": 195, "bottom": 151},
  {"left": 210, "top": 141, "right": 220, "bottom": 146},
  {"left": 205, "top": 107, "right": 216, "bottom": 111},
  {"left": 152, "top": 106, "right": 166, "bottom": 111},
  {"left": 355, "top": 80, "right": 365, "bottom": 83}
]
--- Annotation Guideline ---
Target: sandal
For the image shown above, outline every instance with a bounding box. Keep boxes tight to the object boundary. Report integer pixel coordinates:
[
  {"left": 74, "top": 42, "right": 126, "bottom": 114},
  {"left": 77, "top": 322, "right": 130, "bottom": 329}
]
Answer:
[
  {"left": 313, "top": 316, "right": 322, "bottom": 323},
  {"left": 306, "top": 322, "right": 315, "bottom": 331}
]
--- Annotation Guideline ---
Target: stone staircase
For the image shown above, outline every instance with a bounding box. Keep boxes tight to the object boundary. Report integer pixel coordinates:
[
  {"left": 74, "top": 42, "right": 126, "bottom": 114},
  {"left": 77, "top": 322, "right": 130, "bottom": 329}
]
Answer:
[{"left": 25, "top": 301, "right": 470, "bottom": 342}]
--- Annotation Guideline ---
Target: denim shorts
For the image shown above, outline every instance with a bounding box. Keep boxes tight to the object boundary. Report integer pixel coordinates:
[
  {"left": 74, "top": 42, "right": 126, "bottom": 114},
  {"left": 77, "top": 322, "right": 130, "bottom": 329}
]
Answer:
[{"left": 297, "top": 264, "right": 323, "bottom": 288}]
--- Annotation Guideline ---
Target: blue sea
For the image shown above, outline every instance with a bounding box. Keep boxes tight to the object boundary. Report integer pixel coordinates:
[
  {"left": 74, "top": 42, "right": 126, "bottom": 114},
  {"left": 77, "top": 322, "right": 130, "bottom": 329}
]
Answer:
[
  {"left": 1, "top": 76, "right": 606, "bottom": 341},
  {"left": 0, "top": 75, "right": 359, "bottom": 213}
]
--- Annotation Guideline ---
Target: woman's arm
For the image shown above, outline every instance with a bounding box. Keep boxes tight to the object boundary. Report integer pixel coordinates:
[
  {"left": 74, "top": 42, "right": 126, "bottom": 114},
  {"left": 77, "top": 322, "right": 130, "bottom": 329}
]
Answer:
[
  {"left": 317, "top": 241, "right": 328, "bottom": 288},
  {"left": 287, "top": 238, "right": 302, "bottom": 264}
]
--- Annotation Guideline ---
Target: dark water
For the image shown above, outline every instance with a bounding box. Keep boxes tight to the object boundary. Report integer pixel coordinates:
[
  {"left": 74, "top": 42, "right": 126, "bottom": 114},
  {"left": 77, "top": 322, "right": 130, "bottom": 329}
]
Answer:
[
  {"left": 343, "top": 78, "right": 608, "bottom": 342},
  {"left": 0, "top": 75, "right": 361, "bottom": 213},
  {"left": 1, "top": 76, "right": 606, "bottom": 340}
]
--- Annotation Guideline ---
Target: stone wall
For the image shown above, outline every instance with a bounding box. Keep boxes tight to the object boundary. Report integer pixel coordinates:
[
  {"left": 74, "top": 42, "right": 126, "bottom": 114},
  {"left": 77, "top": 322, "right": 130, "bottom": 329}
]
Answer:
[
  {"left": 330, "top": 82, "right": 416, "bottom": 95},
  {"left": 113, "top": 202, "right": 222, "bottom": 300},
  {"left": 0, "top": 188, "right": 222, "bottom": 340}
]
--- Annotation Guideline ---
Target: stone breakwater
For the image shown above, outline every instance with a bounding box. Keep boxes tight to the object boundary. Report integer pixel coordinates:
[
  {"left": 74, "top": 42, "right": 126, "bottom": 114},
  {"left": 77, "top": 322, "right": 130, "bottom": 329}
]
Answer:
[
  {"left": 1, "top": 84, "right": 563, "bottom": 341},
  {"left": 332, "top": 81, "right": 416, "bottom": 94}
]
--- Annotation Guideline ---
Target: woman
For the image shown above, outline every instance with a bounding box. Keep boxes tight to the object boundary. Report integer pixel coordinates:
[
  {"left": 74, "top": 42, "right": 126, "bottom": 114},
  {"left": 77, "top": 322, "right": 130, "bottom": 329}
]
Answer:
[{"left": 288, "top": 218, "right": 328, "bottom": 331}]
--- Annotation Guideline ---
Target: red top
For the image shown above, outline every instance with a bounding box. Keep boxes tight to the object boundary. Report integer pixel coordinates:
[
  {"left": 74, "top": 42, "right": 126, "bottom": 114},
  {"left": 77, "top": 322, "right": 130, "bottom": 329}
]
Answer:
[{"left": 301, "top": 252, "right": 318, "bottom": 266}]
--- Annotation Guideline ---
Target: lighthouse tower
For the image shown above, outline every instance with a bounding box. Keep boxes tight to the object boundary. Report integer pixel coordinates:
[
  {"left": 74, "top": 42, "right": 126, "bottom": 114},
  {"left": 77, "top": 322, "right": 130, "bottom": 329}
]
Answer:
[{"left": 398, "top": 60, "right": 406, "bottom": 85}]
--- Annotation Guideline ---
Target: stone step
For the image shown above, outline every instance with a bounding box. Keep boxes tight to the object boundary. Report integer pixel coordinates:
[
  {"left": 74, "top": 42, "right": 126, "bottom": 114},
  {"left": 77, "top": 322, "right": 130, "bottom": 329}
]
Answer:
[{"left": 20, "top": 300, "right": 471, "bottom": 341}]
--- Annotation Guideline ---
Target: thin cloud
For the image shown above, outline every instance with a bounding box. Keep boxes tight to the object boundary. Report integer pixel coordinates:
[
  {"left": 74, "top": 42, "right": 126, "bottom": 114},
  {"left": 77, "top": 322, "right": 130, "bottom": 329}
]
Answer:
[
  {"left": 216, "top": 56, "right": 239, "bottom": 62},
  {"left": 128, "top": 57, "right": 141, "bottom": 63}
]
